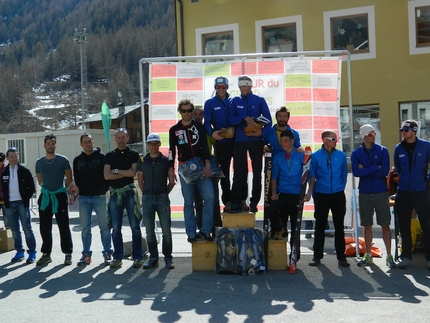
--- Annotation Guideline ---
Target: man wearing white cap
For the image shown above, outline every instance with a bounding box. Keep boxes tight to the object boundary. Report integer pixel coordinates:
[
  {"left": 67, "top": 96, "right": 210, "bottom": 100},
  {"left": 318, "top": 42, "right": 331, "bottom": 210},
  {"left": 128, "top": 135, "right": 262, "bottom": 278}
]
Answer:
[
  {"left": 137, "top": 133, "right": 175, "bottom": 269},
  {"left": 351, "top": 124, "right": 396, "bottom": 268}
]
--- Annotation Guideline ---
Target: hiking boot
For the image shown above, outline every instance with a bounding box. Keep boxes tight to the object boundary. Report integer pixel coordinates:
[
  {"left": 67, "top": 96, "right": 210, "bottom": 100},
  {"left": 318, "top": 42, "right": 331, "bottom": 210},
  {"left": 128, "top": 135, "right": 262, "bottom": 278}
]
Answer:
[
  {"left": 165, "top": 259, "right": 175, "bottom": 269},
  {"left": 36, "top": 254, "right": 52, "bottom": 266},
  {"left": 198, "top": 231, "right": 213, "bottom": 242},
  {"left": 223, "top": 201, "right": 232, "bottom": 212},
  {"left": 187, "top": 236, "right": 197, "bottom": 243},
  {"left": 132, "top": 259, "right": 144, "bottom": 268},
  {"left": 228, "top": 203, "right": 242, "bottom": 214},
  {"left": 64, "top": 253, "right": 72, "bottom": 266},
  {"left": 11, "top": 251, "right": 25, "bottom": 263},
  {"left": 249, "top": 204, "right": 258, "bottom": 213},
  {"left": 357, "top": 253, "right": 373, "bottom": 267},
  {"left": 386, "top": 255, "right": 397, "bottom": 269},
  {"left": 103, "top": 252, "right": 112, "bottom": 266},
  {"left": 240, "top": 200, "right": 249, "bottom": 211},
  {"left": 143, "top": 258, "right": 159, "bottom": 269},
  {"left": 338, "top": 258, "right": 350, "bottom": 267},
  {"left": 309, "top": 258, "right": 321, "bottom": 266},
  {"left": 77, "top": 254, "right": 91, "bottom": 266},
  {"left": 273, "top": 229, "right": 284, "bottom": 240},
  {"left": 26, "top": 252, "right": 37, "bottom": 264},
  {"left": 398, "top": 257, "right": 411, "bottom": 269},
  {"left": 110, "top": 259, "right": 123, "bottom": 268}
]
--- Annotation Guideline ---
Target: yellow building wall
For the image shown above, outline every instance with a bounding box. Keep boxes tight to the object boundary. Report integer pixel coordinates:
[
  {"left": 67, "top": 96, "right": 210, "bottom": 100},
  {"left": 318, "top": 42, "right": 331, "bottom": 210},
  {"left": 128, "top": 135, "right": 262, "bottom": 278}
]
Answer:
[{"left": 174, "top": 0, "right": 430, "bottom": 156}]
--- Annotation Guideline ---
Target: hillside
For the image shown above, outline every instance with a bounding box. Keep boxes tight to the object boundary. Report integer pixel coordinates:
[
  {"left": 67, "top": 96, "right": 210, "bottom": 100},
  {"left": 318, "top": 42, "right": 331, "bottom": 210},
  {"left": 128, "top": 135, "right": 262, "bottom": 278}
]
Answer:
[{"left": 0, "top": 0, "right": 176, "bottom": 132}]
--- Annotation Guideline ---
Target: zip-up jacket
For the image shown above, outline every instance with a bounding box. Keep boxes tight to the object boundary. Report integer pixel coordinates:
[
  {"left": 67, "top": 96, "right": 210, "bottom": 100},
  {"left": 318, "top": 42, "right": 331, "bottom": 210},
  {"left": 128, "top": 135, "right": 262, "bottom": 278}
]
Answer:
[
  {"left": 351, "top": 142, "right": 389, "bottom": 194},
  {"left": 229, "top": 92, "right": 272, "bottom": 142},
  {"left": 168, "top": 120, "right": 211, "bottom": 169},
  {"left": 203, "top": 93, "right": 233, "bottom": 144},
  {"left": 264, "top": 124, "right": 301, "bottom": 156},
  {"left": 1, "top": 163, "right": 35, "bottom": 208},
  {"left": 73, "top": 148, "right": 107, "bottom": 196},
  {"left": 310, "top": 145, "right": 347, "bottom": 194},
  {"left": 137, "top": 152, "right": 169, "bottom": 195},
  {"left": 272, "top": 149, "right": 305, "bottom": 195},
  {"left": 394, "top": 138, "right": 430, "bottom": 192}
]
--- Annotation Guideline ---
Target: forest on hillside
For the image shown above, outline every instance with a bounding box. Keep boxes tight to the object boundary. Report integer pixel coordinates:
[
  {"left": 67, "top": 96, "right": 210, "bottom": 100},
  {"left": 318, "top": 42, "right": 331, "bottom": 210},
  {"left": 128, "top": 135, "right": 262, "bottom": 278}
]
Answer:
[{"left": 0, "top": 0, "right": 176, "bottom": 132}]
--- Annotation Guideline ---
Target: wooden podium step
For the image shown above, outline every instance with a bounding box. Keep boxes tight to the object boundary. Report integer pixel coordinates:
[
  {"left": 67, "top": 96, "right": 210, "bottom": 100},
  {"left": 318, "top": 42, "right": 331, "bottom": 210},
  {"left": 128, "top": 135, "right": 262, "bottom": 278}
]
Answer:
[
  {"left": 267, "top": 239, "right": 288, "bottom": 270},
  {"left": 191, "top": 241, "right": 216, "bottom": 271},
  {"left": 221, "top": 212, "right": 255, "bottom": 228}
]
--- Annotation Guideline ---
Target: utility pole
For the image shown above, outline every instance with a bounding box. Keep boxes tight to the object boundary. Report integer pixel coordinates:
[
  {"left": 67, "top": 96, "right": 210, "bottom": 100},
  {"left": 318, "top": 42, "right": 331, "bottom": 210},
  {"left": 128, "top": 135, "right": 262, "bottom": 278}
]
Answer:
[{"left": 73, "top": 28, "right": 87, "bottom": 129}]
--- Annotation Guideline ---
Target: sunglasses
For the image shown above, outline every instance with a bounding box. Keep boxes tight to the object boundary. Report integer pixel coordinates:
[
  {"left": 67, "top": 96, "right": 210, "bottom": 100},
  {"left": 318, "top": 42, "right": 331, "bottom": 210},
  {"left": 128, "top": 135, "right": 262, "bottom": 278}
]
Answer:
[
  {"left": 180, "top": 108, "right": 193, "bottom": 113},
  {"left": 399, "top": 127, "right": 416, "bottom": 132},
  {"left": 115, "top": 128, "right": 128, "bottom": 133},
  {"left": 324, "top": 137, "right": 338, "bottom": 142},
  {"left": 366, "top": 133, "right": 376, "bottom": 137},
  {"left": 215, "top": 86, "right": 227, "bottom": 90}
]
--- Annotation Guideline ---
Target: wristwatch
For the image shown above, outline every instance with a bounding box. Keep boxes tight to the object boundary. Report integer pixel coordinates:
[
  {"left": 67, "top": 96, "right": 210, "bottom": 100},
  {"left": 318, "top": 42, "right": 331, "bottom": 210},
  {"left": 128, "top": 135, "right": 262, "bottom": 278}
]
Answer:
[{"left": 114, "top": 169, "right": 119, "bottom": 174}]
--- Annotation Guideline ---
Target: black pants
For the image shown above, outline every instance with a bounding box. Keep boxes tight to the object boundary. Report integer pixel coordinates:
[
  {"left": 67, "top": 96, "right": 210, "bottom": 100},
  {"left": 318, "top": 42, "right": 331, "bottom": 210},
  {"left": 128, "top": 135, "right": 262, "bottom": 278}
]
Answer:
[
  {"left": 38, "top": 192, "right": 73, "bottom": 254},
  {"left": 214, "top": 141, "right": 235, "bottom": 204},
  {"left": 312, "top": 191, "right": 346, "bottom": 260},
  {"left": 395, "top": 190, "right": 430, "bottom": 261},
  {"left": 231, "top": 141, "right": 264, "bottom": 206}
]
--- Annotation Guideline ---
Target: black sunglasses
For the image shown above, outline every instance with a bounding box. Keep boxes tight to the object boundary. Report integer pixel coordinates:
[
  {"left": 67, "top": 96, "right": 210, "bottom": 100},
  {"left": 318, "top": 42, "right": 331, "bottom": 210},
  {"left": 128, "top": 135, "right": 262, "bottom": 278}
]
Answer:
[{"left": 180, "top": 108, "right": 193, "bottom": 113}]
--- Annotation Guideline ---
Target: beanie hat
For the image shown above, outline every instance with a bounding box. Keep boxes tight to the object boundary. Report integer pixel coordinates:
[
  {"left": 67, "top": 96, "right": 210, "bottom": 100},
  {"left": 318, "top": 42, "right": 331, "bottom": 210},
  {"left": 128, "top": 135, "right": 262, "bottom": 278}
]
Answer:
[
  {"left": 359, "top": 124, "right": 375, "bottom": 139},
  {"left": 214, "top": 77, "right": 229, "bottom": 89}
]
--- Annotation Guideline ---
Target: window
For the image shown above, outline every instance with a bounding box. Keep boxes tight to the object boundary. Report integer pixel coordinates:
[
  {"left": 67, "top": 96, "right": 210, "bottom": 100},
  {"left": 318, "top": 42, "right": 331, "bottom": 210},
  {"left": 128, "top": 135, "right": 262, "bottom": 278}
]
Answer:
[
  {"left": 408, "top": 0, "right": 430, "bottom": 55},
  {"left": 195, "top": 24, "right": 239, "bottom": 61},
  {"left": 7, "top": 139, "right": 26, "bottom": 164},
  {"left": 416, "top": 6, "right": 430, "bottom": 46},
  {"left": 324, "top": 6, "right": 376, "bottom": 60},
  {"left": 399, "top": 101, "right": 430, "bottom": 140},
  {"left": 255, "top": 16, "right": 303, "bottom": 53}
]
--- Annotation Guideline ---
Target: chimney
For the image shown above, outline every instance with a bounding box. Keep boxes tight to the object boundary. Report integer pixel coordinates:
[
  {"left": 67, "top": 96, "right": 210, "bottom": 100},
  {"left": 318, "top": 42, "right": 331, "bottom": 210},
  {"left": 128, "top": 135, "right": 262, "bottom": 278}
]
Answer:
[{"left": 117, "top": 91, "right": 125, "bottom": 115}]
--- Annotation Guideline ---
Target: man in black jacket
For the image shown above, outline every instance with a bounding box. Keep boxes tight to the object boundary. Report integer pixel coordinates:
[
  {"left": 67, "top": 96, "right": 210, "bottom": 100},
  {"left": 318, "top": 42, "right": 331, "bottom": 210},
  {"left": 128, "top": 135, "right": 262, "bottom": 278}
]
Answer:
[
  {"left": 73, "top": 133, "right": 112, "bottom": 266},
  {"left": 137, "top": 133, "right": 175, "bottom": 269},
  {"left": 1, "top": 147, "right": 36, "bottom": 263}
]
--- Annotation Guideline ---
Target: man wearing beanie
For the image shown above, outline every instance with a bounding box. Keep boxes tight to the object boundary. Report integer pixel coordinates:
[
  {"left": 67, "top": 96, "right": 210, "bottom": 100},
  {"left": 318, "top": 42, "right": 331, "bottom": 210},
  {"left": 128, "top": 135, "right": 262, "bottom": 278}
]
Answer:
[
  {"left": 394, "top": 119, "right": 430, "bottom": 269},
  {"left": 204, "top": 76, "right": 235, "bottom": 212},
  {"left": 229, "top": 75, "right": 272, "bottom": 213},
  {"left": 351, "top": 124, "right": 396, "bottom": 268}
]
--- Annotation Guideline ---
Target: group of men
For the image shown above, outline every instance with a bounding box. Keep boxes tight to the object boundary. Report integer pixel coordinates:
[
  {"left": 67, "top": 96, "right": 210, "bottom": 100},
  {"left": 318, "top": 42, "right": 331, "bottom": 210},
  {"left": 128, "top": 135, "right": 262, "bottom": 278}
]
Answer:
[{"left": 2, "top": 73, "right": 430, "bottom": 271}]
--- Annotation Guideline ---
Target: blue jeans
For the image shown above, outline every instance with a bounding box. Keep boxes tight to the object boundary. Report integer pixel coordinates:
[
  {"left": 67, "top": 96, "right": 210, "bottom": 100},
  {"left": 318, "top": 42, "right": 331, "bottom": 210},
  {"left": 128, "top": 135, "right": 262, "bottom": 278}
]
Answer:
[
  {"left": 142, "top": 194, "right": 172, "bottom": 260},
  {"left": 108, "top": 189, "right": 143, "bottom": 260},
  {"left": 179, "top": 176, "right": 214, "bottom": 237},
  {"left": 79, "top": 195, "right": 112, "bottom": 257},
  {"left": 5, "top": 200, "right": 36, "bottom": 253}
]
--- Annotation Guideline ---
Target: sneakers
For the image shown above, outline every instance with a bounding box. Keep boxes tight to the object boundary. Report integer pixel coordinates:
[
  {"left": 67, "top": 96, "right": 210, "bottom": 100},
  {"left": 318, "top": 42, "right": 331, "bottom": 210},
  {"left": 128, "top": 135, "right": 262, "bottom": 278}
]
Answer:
[
  {"left": 228, "top": 203, "right": 242, "bottom": 213},
  {"left": 77, "top": 254, "right": 91, "bottom": 266},
  {"left": 249, "top": 204, "right": 258, "bottom": 213},
  {"left": 110, "top": 259, "right": 123, "bottom": 268},
  {"left": 64, "top": 253, "right": 72, "bottom": 266},
  {"left": 103, "top": 253, "right": 112, "bottom": 266},
  {"left": 11, "top": 251, "right": 25, "bottom": 263},
  {"left": 187, "top": 236, "right": 197, "bottom": 243},
  {"left": 273, "top": 229, "right": 284, "bottom": 240},
  {"left": 132, "top": 259, "right": 144, "bottom": 268},
  {"left": 36, "top": 254, "right": 52, "bottom": 266},
  {"left": 165, "top": 259, "right": 175, "bottom": 269},
  {"left": 338, "top": 258, "right": 350, "bottom": 267},
  {"left": 386, "top": 255, "right": 397, "bottom": 268},
  {"left": 398, "top": 257, "right": 411, "bottom": 269},
  {"left": 143, "top": 258, "right": 159, "bottom": 269},
  {"left": 240, "top": 200, "right": 250, "bottom": 211},
  {"left": 357, "top": 253, "right": 373, "bottom": 267},
  {"left": 198, "top": 231, "right": 213, "bottom": 242},
  {"left": 223, "top": 201, "right": 232, "bottom": 212},
  {"left": 309, "top": 258, "right": 321, "bottom": 266},
  {"left": 26, "top": 252, "right": 37, "bottom": 264}
]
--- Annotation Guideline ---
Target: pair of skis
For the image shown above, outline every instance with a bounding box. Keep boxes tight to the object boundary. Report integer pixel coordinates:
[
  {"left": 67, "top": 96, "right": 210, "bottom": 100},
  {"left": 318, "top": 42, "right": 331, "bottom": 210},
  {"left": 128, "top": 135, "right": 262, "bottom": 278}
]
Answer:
[{"left": 263, "top": 146, "right": 312, "bottom": 273}]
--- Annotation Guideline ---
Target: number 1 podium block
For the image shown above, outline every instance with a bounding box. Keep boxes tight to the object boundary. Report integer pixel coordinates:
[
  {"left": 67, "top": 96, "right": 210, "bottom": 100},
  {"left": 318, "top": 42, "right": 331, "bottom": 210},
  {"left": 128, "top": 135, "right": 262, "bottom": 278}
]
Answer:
[{"left": 221, "top": 212, "right": 256, "bottom": 229}]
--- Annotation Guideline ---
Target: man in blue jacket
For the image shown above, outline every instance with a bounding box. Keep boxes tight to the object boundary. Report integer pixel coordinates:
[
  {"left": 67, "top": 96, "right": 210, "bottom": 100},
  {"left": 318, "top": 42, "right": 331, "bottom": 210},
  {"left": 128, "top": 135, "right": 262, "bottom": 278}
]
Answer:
[
  {"left": 308, "top": 130, "right": 350, "bottom": 267},
  {"left": 351, "top": 124, "right": 396, "bottom": 268},
  {"left": 394, "top": 120, "right": 430, "bottom": 269},
  {"left": 229, "top": 75, "right": 272, "bottom": 213}
]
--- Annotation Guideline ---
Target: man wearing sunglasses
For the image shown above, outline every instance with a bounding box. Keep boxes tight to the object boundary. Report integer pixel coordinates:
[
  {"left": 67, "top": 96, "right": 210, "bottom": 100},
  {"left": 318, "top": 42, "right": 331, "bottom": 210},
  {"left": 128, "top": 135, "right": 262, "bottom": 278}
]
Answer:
[
  {"left": 168, "top": 99, "right": 214, "bottom": 243},
  {"left": 394, "top": 120, "right": 430, "bottom": 269},
  {"left": 351, "top": 124, "right": 396, "bottom": 268},
  {"left": 308, "top": 130, "right": 350, "bottom": 268},
  {"left": 204, "top": 77, "right": 235, "bottom": 213}
]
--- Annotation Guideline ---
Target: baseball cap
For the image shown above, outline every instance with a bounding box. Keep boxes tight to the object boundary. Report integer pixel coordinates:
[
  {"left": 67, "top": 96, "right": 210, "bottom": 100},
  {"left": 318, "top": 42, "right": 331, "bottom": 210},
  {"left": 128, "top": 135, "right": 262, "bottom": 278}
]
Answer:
[
  {"left": 146, "top": 133, "right": 161, "bottom": 143},
  {"left": 359, "top": 124, "right": 375, "bottom": 139},
  {"left": 214, "top": 77, "right": 229, "bottom": 89}
]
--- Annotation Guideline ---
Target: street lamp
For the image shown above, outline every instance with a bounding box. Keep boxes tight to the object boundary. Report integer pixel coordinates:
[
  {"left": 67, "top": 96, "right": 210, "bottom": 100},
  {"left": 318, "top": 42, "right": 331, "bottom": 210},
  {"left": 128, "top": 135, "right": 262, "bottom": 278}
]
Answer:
[{"left": 73, "top": 27, "right": 87, "bottom": 129}]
